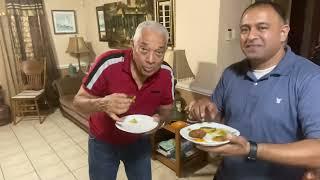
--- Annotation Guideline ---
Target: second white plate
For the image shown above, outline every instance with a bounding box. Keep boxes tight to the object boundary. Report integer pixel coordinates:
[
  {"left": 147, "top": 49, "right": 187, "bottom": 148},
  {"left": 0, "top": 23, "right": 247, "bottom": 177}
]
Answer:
[{"left": 180, "top": 122, "right": 240, "bottom": 146}]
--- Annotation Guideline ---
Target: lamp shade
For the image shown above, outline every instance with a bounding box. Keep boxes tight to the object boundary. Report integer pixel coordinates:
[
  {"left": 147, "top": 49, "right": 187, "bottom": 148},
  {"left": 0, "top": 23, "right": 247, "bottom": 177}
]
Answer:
[
  {"left": 66, "top": 36, "right": 90, "bottom": 54},
  {"left": 164, "top": 49, "right": 195, "bottom": 81}
]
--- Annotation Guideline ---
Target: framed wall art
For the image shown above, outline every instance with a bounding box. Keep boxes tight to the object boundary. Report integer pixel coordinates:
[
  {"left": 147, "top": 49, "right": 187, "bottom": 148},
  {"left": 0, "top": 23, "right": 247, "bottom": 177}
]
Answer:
[
  {"left": 104, "top": 0, "right": 154, "bottom": 49},
  {"left": 96, "top": 6, "right": 107, "bottom": 41},
  {"left": 51, "top": 10, "right": 77, "bottom": 34}
]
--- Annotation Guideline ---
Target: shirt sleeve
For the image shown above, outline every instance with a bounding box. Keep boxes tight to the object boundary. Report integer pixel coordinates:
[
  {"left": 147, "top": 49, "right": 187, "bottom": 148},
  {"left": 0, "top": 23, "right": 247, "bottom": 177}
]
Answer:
[
  {"left": 160, "top": 68, "right": 174, "bottom": 106},
  {"left": 82, "top": 58, "right": 107, "bottom": 97},
  {"left": 211, "top": 70, "right": 227, "bottom": 114},
  {"left": 298, "top": 73, "right": 320, "bottom": 138}
]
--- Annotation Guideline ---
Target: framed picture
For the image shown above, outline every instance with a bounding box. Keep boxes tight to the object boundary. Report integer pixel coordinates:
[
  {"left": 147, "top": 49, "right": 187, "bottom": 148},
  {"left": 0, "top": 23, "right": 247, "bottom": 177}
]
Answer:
[
  {"left": 104, "top": 0, "right": 154, "bottom": 49},
  {"left": 51, "top": 10, "right": 77, "bottom": 34},
  {"left": 96, "top": 6, "right": 107, "bottom": 41}
]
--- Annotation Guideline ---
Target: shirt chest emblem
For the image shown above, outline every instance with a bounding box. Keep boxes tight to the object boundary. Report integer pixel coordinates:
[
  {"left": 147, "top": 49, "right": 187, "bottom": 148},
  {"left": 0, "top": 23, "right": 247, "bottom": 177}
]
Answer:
[{"left": 276, "top": 97, "right": 282, "bottom": 104}]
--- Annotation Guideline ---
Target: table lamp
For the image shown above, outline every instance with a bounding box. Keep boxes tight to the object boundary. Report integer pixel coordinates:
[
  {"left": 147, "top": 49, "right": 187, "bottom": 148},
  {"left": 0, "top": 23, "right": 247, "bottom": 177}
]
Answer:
[
  {"left": 164, "top": 49, "right": 195, "bottom": 121},
  {"left": 66, "top": 35, "right": 90, "bottom": 74}
]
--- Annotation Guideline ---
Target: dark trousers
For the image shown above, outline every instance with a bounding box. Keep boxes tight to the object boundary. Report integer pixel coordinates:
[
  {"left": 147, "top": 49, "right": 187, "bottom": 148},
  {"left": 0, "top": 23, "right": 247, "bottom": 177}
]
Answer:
[{"left": 88, "top": 135, "right": 151, "bottom": 180}]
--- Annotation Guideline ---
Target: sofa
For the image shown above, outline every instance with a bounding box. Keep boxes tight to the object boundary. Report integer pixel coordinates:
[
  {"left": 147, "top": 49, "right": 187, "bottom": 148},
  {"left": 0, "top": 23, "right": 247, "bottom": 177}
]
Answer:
[{"left": 53, "top": 74, "right": 89, "bottom": 132}]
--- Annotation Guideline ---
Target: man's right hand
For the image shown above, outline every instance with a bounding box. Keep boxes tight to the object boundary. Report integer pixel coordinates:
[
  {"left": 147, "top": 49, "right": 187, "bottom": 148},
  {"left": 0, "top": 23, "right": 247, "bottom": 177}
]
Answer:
[
  {"left": 186, "top": 98, "right": 218, "bottom": 122},
  {"left": 97, "top": 93, "right": 134, "bottom": 121}
]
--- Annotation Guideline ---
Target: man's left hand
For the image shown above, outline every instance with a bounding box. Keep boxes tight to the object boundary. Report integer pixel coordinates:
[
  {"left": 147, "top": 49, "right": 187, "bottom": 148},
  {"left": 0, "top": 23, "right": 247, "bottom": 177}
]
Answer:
[
  {"left": 143, "top": 114, "right": 164, "bottom": 135},
  {"left": 196, "top": 134, "right": 250, "bottom": 157}
]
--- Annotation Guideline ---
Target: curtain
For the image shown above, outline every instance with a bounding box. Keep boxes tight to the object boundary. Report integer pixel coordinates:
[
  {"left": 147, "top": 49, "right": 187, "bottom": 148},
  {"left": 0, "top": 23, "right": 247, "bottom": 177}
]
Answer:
[
  {"left": 5, "top": 0, "right": 60, "bottom": 106},
  {"left": 0, "top": 10, "right": 18, "bottom": 106}
]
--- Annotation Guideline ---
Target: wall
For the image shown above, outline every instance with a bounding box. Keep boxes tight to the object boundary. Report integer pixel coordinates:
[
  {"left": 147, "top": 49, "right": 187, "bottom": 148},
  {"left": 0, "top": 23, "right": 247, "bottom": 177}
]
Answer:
[
  {"left": 216, "top": 0, "right": 251, "bottom": 79},
  {"left": 44, "top": 0, "right": 89, "bottom": 68},
  {"left": 44, "top": 0, "right": 251, "bottom": 95},
  {"left": 176, "top": 0, "right": 250, "bottom": 95}
]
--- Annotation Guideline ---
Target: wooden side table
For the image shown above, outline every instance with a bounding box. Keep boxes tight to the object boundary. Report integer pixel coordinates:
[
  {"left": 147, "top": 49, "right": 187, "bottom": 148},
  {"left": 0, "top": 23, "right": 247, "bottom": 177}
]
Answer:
[{"left": 151, "top": 122, "right": 208, "bottom": 177}]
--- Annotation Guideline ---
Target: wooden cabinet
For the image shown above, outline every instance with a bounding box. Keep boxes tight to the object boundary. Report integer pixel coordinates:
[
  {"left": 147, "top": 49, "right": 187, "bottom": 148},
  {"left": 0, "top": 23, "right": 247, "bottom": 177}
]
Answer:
[{"left": 151, "top": 122, "right": 207, "bottom": 177}]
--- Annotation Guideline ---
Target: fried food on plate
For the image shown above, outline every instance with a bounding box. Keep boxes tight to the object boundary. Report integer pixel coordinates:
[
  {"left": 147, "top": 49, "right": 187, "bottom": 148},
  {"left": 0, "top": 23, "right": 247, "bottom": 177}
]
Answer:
[
  {"left": 189, "top": 129, "right": 206, "bottom": 138},
  {"left": 200, "top": 126, "right": 217, "bottom": 133}
]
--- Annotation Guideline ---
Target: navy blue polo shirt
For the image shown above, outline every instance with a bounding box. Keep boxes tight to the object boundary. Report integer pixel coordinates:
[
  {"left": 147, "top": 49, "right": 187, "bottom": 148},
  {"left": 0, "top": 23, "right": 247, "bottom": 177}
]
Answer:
[{"left": 212, "top": 47, "right": 320, "bottom": 180}]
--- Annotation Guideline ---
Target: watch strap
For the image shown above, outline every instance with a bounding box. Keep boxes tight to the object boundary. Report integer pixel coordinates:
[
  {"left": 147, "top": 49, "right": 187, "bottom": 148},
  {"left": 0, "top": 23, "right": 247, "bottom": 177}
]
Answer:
[{"left": 247, "top": 140, "right": 258, "bottom": 161}]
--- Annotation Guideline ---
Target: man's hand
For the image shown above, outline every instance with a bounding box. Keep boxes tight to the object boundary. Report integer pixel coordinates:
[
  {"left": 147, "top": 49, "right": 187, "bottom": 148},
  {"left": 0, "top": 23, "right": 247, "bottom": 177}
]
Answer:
[
  {"left": 143, "top": 114, "right": 164, "bottom": 135},
  {"left": 98, "top": 93, "right": 134, "bottom": 121},
  {"left": 302, "top": 169, "right": 320, "bottom": 180},
  {"left": 186, "top": 98, "right": 218, "bottom": 121},
  {"left": 196, "top": 134, "right": 250, "bottom": 157}
]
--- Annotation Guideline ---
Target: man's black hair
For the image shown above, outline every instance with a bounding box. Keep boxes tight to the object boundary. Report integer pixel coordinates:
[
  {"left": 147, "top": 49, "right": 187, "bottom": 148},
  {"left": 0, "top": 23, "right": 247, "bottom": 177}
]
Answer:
[{"left": 241, "top": 1, "right": 288, "bottom": 24}]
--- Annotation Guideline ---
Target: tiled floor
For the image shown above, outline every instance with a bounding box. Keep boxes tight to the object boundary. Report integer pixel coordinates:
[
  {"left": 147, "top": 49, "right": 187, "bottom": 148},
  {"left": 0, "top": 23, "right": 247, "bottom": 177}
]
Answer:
[{"left": 0, "top": 110, "right": 217, "bottom": 180}]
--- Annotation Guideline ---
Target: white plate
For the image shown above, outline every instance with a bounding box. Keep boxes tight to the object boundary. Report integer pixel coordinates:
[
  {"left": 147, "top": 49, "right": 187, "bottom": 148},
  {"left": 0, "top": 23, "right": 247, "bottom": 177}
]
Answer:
[
  {"left": 116, "top": 114, "right": 158, "bottom": 134},
  {"left": 180, "top": 122, "right": 240, "bottom": 146}
]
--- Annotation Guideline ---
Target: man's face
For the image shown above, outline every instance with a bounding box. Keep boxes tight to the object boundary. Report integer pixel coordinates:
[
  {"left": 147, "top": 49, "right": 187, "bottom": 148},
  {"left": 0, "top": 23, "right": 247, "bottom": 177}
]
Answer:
[
  {"left": 240, "top": 6, "right": 289, "bottom": 64},
  {"left": 132, "top": 28, "right": 167, "bottom": 78}
]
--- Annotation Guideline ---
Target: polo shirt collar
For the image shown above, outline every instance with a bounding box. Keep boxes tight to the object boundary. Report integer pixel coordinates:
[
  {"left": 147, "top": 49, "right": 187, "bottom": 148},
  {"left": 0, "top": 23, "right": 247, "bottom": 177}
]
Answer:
[{"left": 245, "top": 46, "right": 295, "bottom": 81}]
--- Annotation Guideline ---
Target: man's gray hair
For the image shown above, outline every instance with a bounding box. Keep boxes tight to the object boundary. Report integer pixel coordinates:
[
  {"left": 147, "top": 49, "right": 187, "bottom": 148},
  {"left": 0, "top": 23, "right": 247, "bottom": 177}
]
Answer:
[{"left": 132, "top": 21, "right": 169, "bottom": 45}]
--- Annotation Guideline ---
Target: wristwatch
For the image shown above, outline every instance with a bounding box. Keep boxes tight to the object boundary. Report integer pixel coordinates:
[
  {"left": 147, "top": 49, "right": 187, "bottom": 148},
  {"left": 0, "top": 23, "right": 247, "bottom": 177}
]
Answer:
[{"left": 247, "top": 141, "right": 258, "bottom": 161}]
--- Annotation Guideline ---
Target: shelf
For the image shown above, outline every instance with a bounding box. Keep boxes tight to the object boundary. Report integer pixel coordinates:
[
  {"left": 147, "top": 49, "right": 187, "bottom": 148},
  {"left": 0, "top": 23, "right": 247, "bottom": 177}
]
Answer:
[{"left": 151, "top": 122, "right": 208, "bottom": 177}]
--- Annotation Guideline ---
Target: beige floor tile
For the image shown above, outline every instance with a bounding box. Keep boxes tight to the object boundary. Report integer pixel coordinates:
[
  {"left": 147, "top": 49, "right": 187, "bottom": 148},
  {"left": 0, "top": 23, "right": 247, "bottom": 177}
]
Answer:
[
  {"left": 30, "top": 153, "right": 61, "bottom": 171},
  {"left": 20, "top": 139, "right": 49, "bottom": 151},
  {"left": 0, "top": 152, "right": 29, "bottom": 168},
  {"left": 72, "top": 165, "right": 89, "bottom": 180},
  {"left": 152, "top": 166, "right": 178, "bottom": 180},
  {"left": 36, "top": 161, "right": 69, "bottom": 180},
  {"left": 25, "top": 146, "right": 54, "bottom": 159},
  {"left": 2, "top": 161, "right": 34, "bottom": 179},
  {"left": 0, "top": 124, "right": 12, "bottom": 132},
  {"left": 0, "top": 143, "right": 24, "bottom": 160},
  {"left": 0, "top": 130, "right": 16, "bottom": 141},
  {"left": 186, "top": 163, "right": 216, "bottom": 180},
  {"left": 151, "top": 159, "right": 163, "bottom": 170},
  {"left": 41, "top": 131, "right": 69, "bottom": 143},
  {"left": 63, "top": 153, "right": 88, "bottom": 171},
  {"left": 117, "top": 162, "right": 128, "bottom": 180},
  {"left": 0, "top": 139, "right": 21, "bottom": 151},
  {"left": 49, "top": 138, "right": 77, "bottom": 151},
  {"left": 6, "top": 171, "right": 39, "bottom": 180},
  {"left": 0, "top": 168, "right": 4, "bottom": 180},
  {"left": 56, "top": 145, "right": 85, "bottom": 160},
  {"left": 53, "top": 172, "right": 77, "bottom": 180},
  {"left": 69, "top": 131, "right": 89, "bottom": 143},
  {"left": 78, "top": 139, "right": 89, "bottom": 152}
]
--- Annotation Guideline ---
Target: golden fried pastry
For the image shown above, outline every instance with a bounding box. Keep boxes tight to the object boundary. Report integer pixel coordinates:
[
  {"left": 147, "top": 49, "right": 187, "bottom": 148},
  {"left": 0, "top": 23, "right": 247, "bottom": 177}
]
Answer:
[
  {"left": 212, "top": 135, "right": 227, "bottom": 142},
  {"left": 189, "top": 129, "right": 206, "bottom": 138},
  {"left": 200, "top": 127, "right": 217, "bottom": 133}
]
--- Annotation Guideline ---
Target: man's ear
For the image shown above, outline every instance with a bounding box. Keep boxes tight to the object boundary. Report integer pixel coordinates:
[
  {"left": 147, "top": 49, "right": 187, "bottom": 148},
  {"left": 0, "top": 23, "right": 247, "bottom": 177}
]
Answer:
[{"left": 280, "top": 24, "right": 290, "bottom": 42}]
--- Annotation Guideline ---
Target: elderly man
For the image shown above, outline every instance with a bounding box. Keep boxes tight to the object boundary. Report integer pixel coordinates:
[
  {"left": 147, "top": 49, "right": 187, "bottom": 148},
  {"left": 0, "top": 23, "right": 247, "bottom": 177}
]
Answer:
[
  {"left": 188, "top": 2, "right": 320, "bottom": 180},
  {"left": 73, "top": 21, "right": 174, "bottom": 180}
]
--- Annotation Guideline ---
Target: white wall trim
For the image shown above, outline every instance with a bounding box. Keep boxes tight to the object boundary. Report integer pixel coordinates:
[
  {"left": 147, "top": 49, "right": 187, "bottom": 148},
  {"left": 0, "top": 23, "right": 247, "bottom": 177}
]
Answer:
[{"left": 176, "top": 81, "right": 212, "bottom": 96}]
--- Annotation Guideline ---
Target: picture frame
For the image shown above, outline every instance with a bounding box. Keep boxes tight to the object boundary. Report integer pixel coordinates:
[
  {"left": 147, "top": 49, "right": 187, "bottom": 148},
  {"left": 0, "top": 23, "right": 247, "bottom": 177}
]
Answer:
[
  {"left": 51, "top": 10, "right": 77, "bottom": 34},
  {"left": 104, "top": 0, "right": 154, "bottom": 49},
  {"left": 154, "top": 0, "right": 175, "bottom": 47},
  {"left": 96, "top": 6, "right": 107, "bottom": 41}
]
